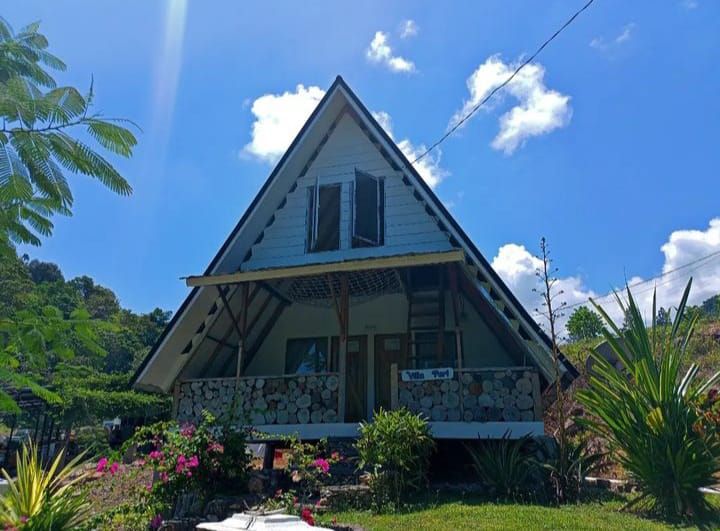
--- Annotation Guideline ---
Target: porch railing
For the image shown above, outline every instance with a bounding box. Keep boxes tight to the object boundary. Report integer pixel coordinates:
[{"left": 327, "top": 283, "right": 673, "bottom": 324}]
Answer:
[
  {"left": 393, "top": 366, "right": 542, "bottom": 422},
  {"left": 175, "top": 373, "right": 341, "bottom": 426}
]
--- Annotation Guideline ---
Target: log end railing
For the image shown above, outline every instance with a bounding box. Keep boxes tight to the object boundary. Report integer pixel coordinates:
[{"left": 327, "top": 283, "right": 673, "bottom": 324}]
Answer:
[
  {"left": 395, "top": 367, "right": 542, "bottom": 422},
  {"left": 176, "top": 373, "right": 341, "bottom": 426}
]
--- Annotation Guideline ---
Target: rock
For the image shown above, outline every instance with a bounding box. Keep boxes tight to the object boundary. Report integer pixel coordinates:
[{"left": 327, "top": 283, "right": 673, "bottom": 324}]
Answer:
[
  {"left": 323, "top": 409, "right": 337, "bottom": 423},
  {"left": 310, "top": 410, "right": 323, "bottom": 423},
  {"left": 442, "top": 392, "right": 460, "bottom": 408},
  {"left": 276, "top": 410, "right": 289, "bottom": 424},
  {"left": 420, "top": 396, "right": 434, "bottom": 408},
  {"left": 463, "top": 410, "right": 475, "bottom": 422},
  {"left": 482, "top": 380, "right": 494, "bottom": 393}
]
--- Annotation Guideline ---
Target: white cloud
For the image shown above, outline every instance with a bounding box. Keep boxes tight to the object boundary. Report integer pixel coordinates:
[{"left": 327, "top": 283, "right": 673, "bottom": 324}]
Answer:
[
  {"left": 372, "top": 111, "right": 447, "bottom": 188},
  {"left": 452, "top": 55, "right": 571, "bottom": 154},
  {"left": 399, "top": 19, "right": 419, "bottom": 39},
  {"left": 366, "top": 31, "right": 416, "bottom": 73},
  {"left": 590, "top": 23, "right": 635, "bottom": 51},
  {"left": 490, "top": 218, "right": 720, "bottom": 338},
  {"left": 242, "top": 87, "right": 445, "bottom": 188},
  {"left": 242, "top": 84, "right": 325, "bottom": 163}
]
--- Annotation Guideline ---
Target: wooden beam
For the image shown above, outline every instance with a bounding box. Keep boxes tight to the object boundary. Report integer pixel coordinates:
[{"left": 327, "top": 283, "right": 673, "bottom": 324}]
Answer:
[
  {"left": 448, "top": 264, "right": 463, "bottom": 370},
  {"left": 245, "top": 291, "right": 273, "bottom": 339},
  {"left": 337, "top": 274, "right": 349, "bottom": 423},
  {"left": 218, "top": 286, "right": 243, "bottom": 339},
  {"left": 186, "top": 250, "right": 465, "bottom": 287}
]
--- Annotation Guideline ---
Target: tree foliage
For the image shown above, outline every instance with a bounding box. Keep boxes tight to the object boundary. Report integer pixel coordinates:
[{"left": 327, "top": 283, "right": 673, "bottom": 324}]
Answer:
[
  {"left": 0, "top": 17, "right": 137, "bottom": 253},
  {"left": 565, "top": 306, "right": 603, "bottom": 342}
]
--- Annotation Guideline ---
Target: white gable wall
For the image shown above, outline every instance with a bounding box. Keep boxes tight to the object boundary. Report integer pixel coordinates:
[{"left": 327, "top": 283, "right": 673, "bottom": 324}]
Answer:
[{"left": 242, "top": 112, "right": 454, "bottom": 271}]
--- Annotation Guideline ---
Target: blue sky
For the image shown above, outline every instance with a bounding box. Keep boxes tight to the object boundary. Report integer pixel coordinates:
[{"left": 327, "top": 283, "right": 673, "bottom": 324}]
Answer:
[{"left": 6, "top": 0, "right": 720, "bottom": 328}]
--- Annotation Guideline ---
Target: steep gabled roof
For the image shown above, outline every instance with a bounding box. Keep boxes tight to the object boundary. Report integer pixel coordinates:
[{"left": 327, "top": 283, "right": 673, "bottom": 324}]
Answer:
[{"left": 133, "top": 76, "right": 577, "bottom": 393}]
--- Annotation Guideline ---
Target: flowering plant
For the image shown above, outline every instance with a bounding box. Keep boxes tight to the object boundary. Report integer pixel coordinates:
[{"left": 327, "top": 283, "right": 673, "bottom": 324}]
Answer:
[
  {"left": 120, "top": 412, "right": 250, "bottom": 508},
  {"left": 284, "top": 437, "right": 341, "bottom": 505}
]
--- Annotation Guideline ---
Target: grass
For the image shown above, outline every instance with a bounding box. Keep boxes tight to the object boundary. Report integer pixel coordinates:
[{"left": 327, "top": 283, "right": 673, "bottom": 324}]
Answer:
[{"left": 318, "top": 491, "right": 715, "bottom": 530}]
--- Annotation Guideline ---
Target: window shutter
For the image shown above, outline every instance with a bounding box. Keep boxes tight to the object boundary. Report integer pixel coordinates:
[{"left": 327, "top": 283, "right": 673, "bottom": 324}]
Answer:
[{"left": 353, "top": 170, "right": 381, "bottom": 246}]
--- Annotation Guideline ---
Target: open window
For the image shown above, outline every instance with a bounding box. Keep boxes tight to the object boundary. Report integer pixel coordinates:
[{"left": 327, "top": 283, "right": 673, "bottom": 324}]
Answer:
[
  {"left": 352, "top": 170, "right": 384, "bottom": 248},
  {"left": 307, "top": 179, "right": 341, "bottom": 252}
]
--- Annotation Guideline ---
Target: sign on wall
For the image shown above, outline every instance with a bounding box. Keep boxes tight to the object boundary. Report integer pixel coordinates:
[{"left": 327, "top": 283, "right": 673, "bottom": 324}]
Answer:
[{"left": 400, "top": 368, "right": 454, "bottom": 382}]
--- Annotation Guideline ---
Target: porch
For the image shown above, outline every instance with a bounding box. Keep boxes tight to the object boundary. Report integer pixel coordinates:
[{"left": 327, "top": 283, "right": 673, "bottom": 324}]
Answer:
[{"left": 173, "top": 365, "right": 543, "bottom": 439}]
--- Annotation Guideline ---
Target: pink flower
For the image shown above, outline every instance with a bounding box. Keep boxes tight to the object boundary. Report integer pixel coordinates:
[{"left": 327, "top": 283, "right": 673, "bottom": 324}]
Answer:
[
  {"left": 109, "top": 462, "right": 119, "bottom": 475},
  {"left": 313, "top": 458, "right": 330, "bottom": 473},
  {"left": 186, "top": 470, "right": 193, "bottom": 477},
  {"left": 150, "top": 513, "right": 163, "bottom": 529},
  {"left": 146, "top": 483, "right": 152, "bottom": 491},
  {"left": 187, "top": 455, "right": 199, "bottom": 468},
  {"left": 177, "top": 455, "right": 186, "bottom": 465},
  {"left": 19, "top": 517, "right": 27, "bottom": 524},
  {"left": 160, "top": 472, "right": 169, "bottom": 483},
  {"left": 175, "top": 465, "right": 183, "bottom": 474},
  {"left": 95, "top": 457, "right": 108, "bottom": 473},
  {"left": 149, "top": 450, "right": 163, "bottom": 460}
]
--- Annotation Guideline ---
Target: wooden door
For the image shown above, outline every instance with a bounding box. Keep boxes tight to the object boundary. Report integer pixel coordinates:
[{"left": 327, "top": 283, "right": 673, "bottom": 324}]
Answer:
[
  {"left": 345, "top": 336, "right": 368, "bottom": 423},
  {"left": 332, "top": 336, "right": 368, "bottom": 423},
  {"left": 374, "top": 334, "right": 408, "bottom": 412}
]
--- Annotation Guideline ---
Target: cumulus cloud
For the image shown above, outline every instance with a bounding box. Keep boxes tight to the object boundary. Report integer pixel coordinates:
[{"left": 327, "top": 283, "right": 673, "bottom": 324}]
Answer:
[
  {"left": 242, "top": 84, "right": 325, "bottom": 163},
  {"left": 242, "top": 87, "right": 446, "bottom": 188},
  {"left": 373, "top": 111, "right": 447, "bottom": 188},
  {"left": 366, "top": 31, "right": 416, "bottom": 73},
  {"left": 490, "top": 218, "right": 720, "bottom": 338},
  {"left": 399, "top": 19, "right": 419, "bottom": 39},
  {"left": 590, "top": 23, "right": 635, "bottom": 50},
  {"left": 451, "top": 55, "right": 571, "bottom": 154}
]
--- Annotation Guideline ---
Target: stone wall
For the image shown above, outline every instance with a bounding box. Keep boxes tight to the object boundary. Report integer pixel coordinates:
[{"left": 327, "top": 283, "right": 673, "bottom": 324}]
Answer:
[
  {"left": 176, "top": 374, "right": 340, "bottom": 425},
  {"left": 397, "top": 368, "right": 538, "bottom": 422}
]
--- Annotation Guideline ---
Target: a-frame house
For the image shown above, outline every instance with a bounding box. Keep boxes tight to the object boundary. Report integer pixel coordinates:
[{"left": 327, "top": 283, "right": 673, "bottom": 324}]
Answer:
[{"left": 133, "top": 76, "right": 577, "bottom": 440}]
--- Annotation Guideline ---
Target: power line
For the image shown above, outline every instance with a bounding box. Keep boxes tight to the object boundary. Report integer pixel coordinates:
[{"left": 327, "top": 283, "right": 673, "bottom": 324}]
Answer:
[
  {"left": 561, "top": 249, "right": 720, "bottom": 312},
  {"left": 411, "top": 0, "right": 596, "bottom": 164}
]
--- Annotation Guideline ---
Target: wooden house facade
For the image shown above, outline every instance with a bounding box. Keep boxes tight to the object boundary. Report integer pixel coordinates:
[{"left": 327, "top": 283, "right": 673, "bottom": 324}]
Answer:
[{"left": 132, "top": 76, "right": 577, "bottom": 440}]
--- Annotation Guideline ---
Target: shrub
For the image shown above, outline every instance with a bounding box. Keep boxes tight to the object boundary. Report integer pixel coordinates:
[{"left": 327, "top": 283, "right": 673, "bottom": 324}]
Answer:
[
  {"left": 464, "top": 434, "right": 537, "bottom": 499},
  {"left": 355, "top": 408, "right": 434, "bottom": 509},
  {"left": 123, "top": 411, "right": 250, "bottom": 509},
  {"left": 284, "top": 437, "right": 341, "bottom": 504},
  {"left": 541, "top": 436, "right": 601, "bottom": 504},
  {"left": 0, "top": 441, "right": 90, "bottom": 530},
  {"left": 577, "top": 279, "right": 720, "bottom": 521}
]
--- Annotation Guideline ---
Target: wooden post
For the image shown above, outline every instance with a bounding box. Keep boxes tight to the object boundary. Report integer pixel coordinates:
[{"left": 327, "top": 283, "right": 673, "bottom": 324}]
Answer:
[
  {"left": 530, "top": 370, "right": 542, "bottom": 421},
  {"left": 448, "top": 264, "right": 463, "bottom": 370},
  {"left": 338, "top": 275, "right": 349, "bottom": 423},
  {"left": 390, "top": 363, "right": 399, "bottom": 410}
]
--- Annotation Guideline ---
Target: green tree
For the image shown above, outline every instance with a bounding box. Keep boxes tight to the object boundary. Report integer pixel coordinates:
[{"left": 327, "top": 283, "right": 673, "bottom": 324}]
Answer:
[
  {"left": 0, "top": 17, "right": 137, "bottom": 411},
  {"left": 0, "top": 18, "right": 137, "bottom": 253},
  {"left": 565, "top": 306, "right": 603, "bottom": 342}
]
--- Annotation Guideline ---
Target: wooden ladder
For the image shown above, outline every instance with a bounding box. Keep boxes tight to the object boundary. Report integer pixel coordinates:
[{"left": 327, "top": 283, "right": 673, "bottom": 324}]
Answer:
[{"left": 406, "top": 267, "right": 445, "bottom": 367}]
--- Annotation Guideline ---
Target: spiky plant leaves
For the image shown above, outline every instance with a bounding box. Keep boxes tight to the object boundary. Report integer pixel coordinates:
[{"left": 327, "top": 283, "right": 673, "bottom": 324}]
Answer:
[
  {"left": 0, "top": 441, "right": 91, "bottom": 529},
  {"left": 577, "top": 278, "right": 720, "bottom": 521}
]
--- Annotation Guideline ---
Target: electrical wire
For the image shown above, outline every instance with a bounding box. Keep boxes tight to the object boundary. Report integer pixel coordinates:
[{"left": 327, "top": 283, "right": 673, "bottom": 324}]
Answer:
[{"left": 411, "top": 0, "right": 596, "bottom": 164}]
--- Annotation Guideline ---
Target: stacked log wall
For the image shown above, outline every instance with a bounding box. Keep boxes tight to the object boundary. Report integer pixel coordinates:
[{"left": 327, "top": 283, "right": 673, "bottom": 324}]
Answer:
[
  {"left": 176, "top": 374, "right": 340, "bottom": 426},
  {"left": 397, "top": 369, "right": 538, "bottom": 422}
]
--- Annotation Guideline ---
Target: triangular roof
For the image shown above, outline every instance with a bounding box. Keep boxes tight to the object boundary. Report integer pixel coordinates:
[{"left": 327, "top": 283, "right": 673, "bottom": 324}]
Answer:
[{"left": 133, "top": 76, "right": 578, "bottom": 393}]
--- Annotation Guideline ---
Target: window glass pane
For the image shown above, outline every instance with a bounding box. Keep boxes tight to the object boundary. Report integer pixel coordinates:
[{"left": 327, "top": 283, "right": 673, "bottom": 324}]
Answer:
[
  {"left": 314, "top": 185, "right": 340, "bottom": 251},
  {"left": 285, "top": 338, "right": 328, "bottom": 374},
  {"left": 354, "top": 172, "right": 378, "bottom": 245}
]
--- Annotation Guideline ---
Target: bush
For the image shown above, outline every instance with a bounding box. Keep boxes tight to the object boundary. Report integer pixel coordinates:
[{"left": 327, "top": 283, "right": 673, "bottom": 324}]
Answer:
[
  {"left": 541, "top": 436, "right": 601, "bottom": 504},
  {"left": 122, "top": 411, "right": 250, "bottom": 510},
  {"left": 0, "top": 441, "right": 90, "bottom": 530},
  {"left": 465, "top": 434, "right": 537, "bottom": 500},
  {"left": 577, "top": 280, "right": 720, "bottom": 521},
  {"left": 355, "top": 408, "right": 434, "bottom": 509}
]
